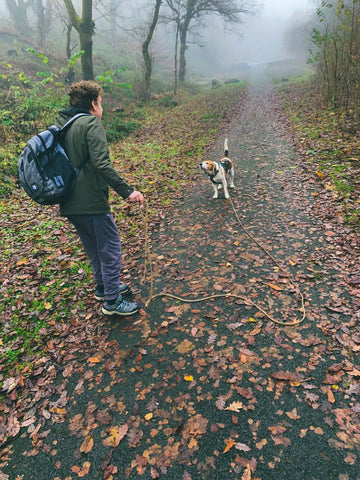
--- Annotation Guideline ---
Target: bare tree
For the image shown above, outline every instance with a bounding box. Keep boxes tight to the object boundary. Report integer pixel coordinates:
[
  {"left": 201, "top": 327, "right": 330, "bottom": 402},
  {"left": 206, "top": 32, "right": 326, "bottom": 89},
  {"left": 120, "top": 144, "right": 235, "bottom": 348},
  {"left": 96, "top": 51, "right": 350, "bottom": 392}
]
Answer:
[
  {"left": 164, "top": 0, "right": 257, "bottom": 84},
  {"left": 32, "top": 0, "right": 53, "bottom": 46},
  {"left": 63, "top": 0, "right": 95, "bottom": 80},
  {"left": 142, "top": 0, "right": 162, "bottom": 101},
  {"left": 107, "top": 0, "right": 122, "bottom": 37},
  {"left": 5, "top": 0, "right": 54, "bottom": 45},
  {"left": 4, "top": 0, "right": 33, "bottom": 36}
]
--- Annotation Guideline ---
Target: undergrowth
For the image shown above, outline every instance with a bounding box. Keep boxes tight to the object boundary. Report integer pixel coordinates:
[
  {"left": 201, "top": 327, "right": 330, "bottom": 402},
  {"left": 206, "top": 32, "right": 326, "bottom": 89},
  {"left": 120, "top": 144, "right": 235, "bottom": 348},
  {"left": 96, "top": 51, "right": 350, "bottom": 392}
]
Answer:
[{"left": 280, "top": 81, "right": 360, "bottom": 229}]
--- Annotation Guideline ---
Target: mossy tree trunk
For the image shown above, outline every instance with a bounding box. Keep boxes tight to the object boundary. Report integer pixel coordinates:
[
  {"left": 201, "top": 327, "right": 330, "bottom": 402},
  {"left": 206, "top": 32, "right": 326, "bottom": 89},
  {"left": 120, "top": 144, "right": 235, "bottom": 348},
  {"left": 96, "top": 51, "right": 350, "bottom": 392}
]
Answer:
[
  {"left": 63, "top": 0, "right": 94, "bottom": 80},
  {"left": 142, "top": 0, "right": 162, "bottom": 102}
]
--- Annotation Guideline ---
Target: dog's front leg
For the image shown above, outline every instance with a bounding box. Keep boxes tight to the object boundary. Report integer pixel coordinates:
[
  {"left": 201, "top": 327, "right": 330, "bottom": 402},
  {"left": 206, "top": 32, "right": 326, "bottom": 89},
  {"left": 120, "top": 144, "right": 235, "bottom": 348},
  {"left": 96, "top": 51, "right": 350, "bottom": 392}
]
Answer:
[
  {"left": 222, "top": 180, "right": 230, "bottom": 199},
  {"left": 212, "top": 183, "right": 219, "bottom": 198},
  {"left": 229, "top": 169, "right": 235, "bottom": 189}
]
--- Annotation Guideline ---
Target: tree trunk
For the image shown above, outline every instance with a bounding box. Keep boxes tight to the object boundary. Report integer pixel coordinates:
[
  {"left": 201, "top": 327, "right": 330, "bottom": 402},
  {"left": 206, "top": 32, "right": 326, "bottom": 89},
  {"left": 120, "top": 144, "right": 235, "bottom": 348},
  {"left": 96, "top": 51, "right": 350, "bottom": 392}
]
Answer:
[
  {"left": 80, "top": 0, "right": 94, "bottom": 80},
  {"left": 63, "top": 0, "right": 94, "bottom": 80},
  {"left": 79, "top": 25, "right": 94, "bottom": 80},
  {"left": 142, "top": 0, "right": 162, "bottom": 102},
  {"left": 5, "top": 0, "right": 32, "bottom": 37},
  {"left": 174, "top": 21, "right": 179, "bottom": 95},
  {"left": 65, "top": 24, "right": 75, "bottom": 83},
  {"left": 35, "top": 0, "right": 46, "bottom": 46},
  {"left": 178, "top": 25, "right": 188, "bottom": 84}
]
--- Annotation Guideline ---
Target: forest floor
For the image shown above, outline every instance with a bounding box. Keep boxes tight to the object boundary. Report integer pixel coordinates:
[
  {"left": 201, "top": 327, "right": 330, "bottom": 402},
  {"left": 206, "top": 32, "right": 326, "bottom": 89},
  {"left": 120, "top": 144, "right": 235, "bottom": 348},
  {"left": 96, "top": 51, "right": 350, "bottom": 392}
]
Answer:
[{"left": 1, "top": 86, "right": 360, "bottom": 480}]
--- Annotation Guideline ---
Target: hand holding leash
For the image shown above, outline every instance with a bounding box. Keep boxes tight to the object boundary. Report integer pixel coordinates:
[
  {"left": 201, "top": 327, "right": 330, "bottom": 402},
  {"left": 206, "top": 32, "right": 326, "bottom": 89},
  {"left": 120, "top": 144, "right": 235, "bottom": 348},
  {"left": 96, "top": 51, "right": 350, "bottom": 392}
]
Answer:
[{"left": 128, "top": 190, "right": 144, "bottom": 206}]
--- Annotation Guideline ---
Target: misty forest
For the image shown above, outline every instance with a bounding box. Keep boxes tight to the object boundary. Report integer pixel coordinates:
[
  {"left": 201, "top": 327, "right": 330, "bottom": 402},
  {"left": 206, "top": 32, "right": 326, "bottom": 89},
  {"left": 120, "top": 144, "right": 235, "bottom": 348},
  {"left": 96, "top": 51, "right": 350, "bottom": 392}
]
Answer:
[{"left": 1, "top": 0, "right": 360, "bottom": 479}]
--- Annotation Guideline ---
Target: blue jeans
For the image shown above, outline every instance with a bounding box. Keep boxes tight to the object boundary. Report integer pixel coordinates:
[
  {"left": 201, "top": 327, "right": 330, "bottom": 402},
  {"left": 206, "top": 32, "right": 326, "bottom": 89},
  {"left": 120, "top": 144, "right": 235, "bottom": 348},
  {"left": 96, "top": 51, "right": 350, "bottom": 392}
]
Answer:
[{"left": 67, "top": 214, "right": 121, "bottom": 301}]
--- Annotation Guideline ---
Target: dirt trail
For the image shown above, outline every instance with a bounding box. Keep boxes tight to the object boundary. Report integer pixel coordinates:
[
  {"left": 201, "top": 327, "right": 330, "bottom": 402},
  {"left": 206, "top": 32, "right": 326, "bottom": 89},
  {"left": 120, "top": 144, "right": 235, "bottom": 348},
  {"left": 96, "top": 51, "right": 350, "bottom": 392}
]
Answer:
[{"left": 2, "top": 87, "right": 359, "bottom": 480}]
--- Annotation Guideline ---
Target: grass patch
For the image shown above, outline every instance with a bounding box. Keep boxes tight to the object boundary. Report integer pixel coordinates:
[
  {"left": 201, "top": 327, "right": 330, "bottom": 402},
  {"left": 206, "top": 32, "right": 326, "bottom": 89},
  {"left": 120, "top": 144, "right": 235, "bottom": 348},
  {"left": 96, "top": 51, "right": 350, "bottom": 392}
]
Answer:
[{"left": 280, "top": 82, "right": 360, "bottom": 229}]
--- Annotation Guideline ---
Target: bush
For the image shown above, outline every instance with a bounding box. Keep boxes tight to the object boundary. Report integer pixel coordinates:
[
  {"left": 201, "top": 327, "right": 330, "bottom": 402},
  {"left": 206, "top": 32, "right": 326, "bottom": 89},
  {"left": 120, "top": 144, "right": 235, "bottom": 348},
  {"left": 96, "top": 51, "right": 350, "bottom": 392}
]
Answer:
[
  {"left": 104, "top": 114, "right": 140, "bottom": 143},
  {"left": 0, "top": 150, "right": 18, "bottom": 197}
]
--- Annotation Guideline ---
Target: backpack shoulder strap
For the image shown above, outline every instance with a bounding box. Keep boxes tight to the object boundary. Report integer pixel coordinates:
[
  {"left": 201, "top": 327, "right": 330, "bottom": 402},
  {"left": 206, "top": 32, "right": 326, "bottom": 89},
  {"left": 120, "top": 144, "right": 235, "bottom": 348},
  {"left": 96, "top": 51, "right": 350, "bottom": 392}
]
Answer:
[
  {"left": 60, "top": 112, "right": 91, "bottom": 132},
  {"left": 60, "top": 113, "right": 92, "bottom": 172}
]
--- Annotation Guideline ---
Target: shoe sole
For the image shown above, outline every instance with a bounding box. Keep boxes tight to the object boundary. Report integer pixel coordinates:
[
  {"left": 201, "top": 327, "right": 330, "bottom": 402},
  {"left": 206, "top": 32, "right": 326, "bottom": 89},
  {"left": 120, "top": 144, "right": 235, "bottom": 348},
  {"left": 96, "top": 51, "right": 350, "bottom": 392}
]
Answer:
[
  {"left": 101, "top": 307, "right": 139, "bottom": 316},
  {"left": 95, "top": 287, "right": 131, "bottom": 302}
]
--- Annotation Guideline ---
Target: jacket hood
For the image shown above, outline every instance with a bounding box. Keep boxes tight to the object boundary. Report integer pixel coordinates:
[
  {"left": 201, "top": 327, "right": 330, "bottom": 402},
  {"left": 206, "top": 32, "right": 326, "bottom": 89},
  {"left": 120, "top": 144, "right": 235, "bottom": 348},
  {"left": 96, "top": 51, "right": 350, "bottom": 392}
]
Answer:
[{"left": 57, "top": 107, "right": 91, "bottom": 126}]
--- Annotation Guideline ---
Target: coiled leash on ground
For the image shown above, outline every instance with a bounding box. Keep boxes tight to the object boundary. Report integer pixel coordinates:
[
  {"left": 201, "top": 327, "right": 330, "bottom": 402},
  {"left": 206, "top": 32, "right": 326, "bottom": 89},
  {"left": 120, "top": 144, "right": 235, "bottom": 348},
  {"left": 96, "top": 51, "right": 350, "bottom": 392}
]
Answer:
[{"left": 140, "top": 197, "right": 306, "bottom": 327}]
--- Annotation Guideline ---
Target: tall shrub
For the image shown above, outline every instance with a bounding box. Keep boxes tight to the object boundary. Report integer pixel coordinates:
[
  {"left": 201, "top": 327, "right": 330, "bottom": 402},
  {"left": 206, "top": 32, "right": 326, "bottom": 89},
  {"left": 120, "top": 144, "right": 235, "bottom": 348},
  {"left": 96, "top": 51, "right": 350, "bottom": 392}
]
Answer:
[{"left": 310, "top": 0, "right": 360, "bottom": 118}]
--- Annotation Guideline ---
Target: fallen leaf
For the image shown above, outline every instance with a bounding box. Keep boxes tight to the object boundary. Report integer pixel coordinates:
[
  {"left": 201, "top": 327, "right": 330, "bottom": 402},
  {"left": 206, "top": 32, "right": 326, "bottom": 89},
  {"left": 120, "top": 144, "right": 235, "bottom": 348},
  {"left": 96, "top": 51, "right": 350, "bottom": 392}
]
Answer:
[
  {"left": 150, "top": 467, "right": 160, "bottom": 478},
  {"left": 327, "top": 389, "right": 335, "bottom": 404},
  {"left": 286, "top": 408, "right": 300, "bottom": 420},
  {"left": 188, "top": 437, "right": 198, "bottom": 449},
  {"left": 223, "top": 438, "right": 235, "bottom": 453},
  {"left": 216, "top": 396, "right": 226, "bottom": 411},
  {"left": 183, "top": 414, "right": 208, "bottom": 437},
  {"left": 70, "top": 462, "right": 91, "bottom": 477},
  {"left": 80, "top": 435, "right": 93, "bottom": 453},
  {"left": 102, "top": 424, "right": 129, "bottom": 447},
  {"left": 177, "top": 340, "right": 195, "bottom": 354},
  {"left": 2, "top": 377, "right": 17, "bottom": 392},
  {"left": 6, "top": 413, "right": 20, "bottom": 439},
  {"left": 271, "top": 371, "right": 304, "bottom": 382},
  {"left": 241, "top": 464, "right": 252, "bottom": 480},
  {"left": 268, "top": 425, "right": 287, "bottom": 435},
  {"left": 344, "top": 453, "right": 357, "bottom": 465},
  {"left": 16, "top": 258, "right": 29, "bottom": 266},
  {"left": 255, "top": 438, "right": 267, "bottom": 449},
  {"left": 235, "top": 442, "right": 251, "bottom": 452},
  {"left": 88, "top": 357, "right": 101, "bottom": 363},
  {"left": 240, "top": 354, "right": 248, "bottom": 363},
  {"left": 225, "top": 401, "right": 243, "bottom": 412}
]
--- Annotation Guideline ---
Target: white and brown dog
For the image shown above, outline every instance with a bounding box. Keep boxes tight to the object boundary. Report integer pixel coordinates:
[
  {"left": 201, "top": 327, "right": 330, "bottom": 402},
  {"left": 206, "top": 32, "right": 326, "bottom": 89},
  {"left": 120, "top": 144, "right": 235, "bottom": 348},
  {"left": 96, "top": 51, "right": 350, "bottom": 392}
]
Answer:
[{"left": 199, "top": 139, "right": 235, "bottom": 199}]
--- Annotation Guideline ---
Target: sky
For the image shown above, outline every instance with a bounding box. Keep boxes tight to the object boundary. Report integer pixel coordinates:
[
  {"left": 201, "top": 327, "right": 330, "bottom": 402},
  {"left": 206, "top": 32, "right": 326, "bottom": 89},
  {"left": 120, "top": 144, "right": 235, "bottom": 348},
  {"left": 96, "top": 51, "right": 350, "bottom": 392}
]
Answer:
[
  {"left": 237, "top": 0, "right": 315, "bottom": 64},
  {"left": 260, "top": 0, "right": 315, "bottom": 19}
]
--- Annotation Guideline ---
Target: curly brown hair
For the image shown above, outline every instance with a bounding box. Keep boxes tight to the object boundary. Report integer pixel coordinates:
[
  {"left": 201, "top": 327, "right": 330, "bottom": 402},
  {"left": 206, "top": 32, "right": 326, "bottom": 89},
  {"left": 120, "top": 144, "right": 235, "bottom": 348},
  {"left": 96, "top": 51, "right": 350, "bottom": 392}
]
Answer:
[{"left": 68, "top": 80, "right": 104, "bottom": 110}]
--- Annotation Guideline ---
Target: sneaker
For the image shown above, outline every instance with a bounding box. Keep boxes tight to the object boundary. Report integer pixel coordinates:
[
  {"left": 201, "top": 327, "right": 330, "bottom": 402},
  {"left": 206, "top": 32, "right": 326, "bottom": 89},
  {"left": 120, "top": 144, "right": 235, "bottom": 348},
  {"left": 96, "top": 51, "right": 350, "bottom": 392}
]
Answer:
[
  {"left": 95, "top": 283, "right": 131, "bottom": 301},
  {"left": 102, "top": 295, "right": 139, "bottom": 316}
]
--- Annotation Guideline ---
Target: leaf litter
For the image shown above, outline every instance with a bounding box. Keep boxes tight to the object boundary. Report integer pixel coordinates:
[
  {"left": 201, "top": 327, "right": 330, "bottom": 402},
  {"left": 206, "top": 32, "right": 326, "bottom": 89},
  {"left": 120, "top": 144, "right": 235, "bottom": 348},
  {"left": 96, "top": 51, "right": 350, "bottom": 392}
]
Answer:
[{"left": 0, "top": 86, "right": 359, "bottom": 479}]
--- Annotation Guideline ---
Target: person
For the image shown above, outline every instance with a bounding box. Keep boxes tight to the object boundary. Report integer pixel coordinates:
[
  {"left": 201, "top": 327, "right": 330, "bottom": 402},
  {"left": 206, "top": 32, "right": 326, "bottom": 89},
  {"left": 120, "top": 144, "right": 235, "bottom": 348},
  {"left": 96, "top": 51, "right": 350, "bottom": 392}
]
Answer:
[{"left": 57, "top": 80, "right": 144, "bottom": 316}]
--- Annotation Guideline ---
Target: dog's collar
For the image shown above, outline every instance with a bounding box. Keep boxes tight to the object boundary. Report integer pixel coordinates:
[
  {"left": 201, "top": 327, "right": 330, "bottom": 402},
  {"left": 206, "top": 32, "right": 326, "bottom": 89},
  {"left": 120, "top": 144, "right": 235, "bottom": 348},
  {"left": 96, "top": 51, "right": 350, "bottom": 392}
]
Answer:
[
  {"left": 207, "top": 164, "right": 219, "bottom": 184},
  {"left": 209, "top": 172, "right": 220, "bottom": 184}
]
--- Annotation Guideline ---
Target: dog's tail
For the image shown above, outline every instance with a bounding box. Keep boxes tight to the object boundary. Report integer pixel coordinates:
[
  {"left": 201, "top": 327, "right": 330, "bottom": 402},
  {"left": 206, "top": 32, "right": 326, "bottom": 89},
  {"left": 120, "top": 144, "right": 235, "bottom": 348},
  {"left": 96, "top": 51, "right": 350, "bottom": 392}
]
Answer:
[{"left": 224, "top": 138, "right": 229, "bottom": 157}]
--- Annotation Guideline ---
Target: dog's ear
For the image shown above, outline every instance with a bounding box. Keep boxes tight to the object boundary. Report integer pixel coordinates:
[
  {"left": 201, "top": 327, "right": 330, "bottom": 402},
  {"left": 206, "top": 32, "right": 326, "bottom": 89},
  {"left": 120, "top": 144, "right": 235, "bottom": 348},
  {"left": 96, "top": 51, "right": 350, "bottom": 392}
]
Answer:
[{"left": 208, "top": 161, "right": 216, "bottom": 174}]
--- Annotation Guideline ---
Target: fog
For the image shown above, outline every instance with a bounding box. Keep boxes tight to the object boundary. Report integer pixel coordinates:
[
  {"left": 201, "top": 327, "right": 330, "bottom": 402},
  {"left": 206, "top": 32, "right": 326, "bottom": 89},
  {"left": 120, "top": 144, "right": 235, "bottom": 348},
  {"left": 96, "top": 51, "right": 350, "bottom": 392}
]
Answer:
[
  {"left": 185, "top": 0, "right": 316, "bottom": 79},
  {"left": 0, "top": 0, "right": 317, "bottom": 83}
]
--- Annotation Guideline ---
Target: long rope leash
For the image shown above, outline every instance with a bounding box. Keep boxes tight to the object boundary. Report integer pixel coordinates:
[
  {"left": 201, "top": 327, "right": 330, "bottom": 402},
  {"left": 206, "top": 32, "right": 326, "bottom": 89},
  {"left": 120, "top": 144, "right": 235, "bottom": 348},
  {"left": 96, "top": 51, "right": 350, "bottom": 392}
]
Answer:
[
  {"left": 141, "top": 200, "right": 154, "bottom": 300},
  {"left": 227, "top": 195, "right": 306, "bottom": 325},
  {"left": 140, "top": 198, "right": 306, "bottom": 327}
]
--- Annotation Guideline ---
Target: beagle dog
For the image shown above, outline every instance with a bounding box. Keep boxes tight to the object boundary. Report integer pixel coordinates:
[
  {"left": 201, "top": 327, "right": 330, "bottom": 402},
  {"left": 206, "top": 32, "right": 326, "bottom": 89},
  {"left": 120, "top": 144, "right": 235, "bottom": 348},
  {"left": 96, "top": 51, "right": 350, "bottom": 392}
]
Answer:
[{"left": 199, "top": 139, "right": 235, "bottom": 199}]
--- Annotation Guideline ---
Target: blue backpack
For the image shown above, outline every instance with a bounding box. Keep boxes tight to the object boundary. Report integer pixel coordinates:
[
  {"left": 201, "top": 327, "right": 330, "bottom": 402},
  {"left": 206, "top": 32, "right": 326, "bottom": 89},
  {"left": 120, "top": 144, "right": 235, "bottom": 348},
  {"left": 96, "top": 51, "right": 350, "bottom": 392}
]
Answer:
[{"left": 18, "top": 113, "right": 90, "bottom": 205}]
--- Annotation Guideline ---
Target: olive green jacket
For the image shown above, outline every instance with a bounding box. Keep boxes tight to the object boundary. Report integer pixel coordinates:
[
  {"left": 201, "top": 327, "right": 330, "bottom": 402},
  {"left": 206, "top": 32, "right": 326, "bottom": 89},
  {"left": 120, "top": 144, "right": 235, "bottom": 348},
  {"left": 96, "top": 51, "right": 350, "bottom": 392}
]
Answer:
[{"left": 56, "top": 107, "right": 133, "bottom": 216}]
